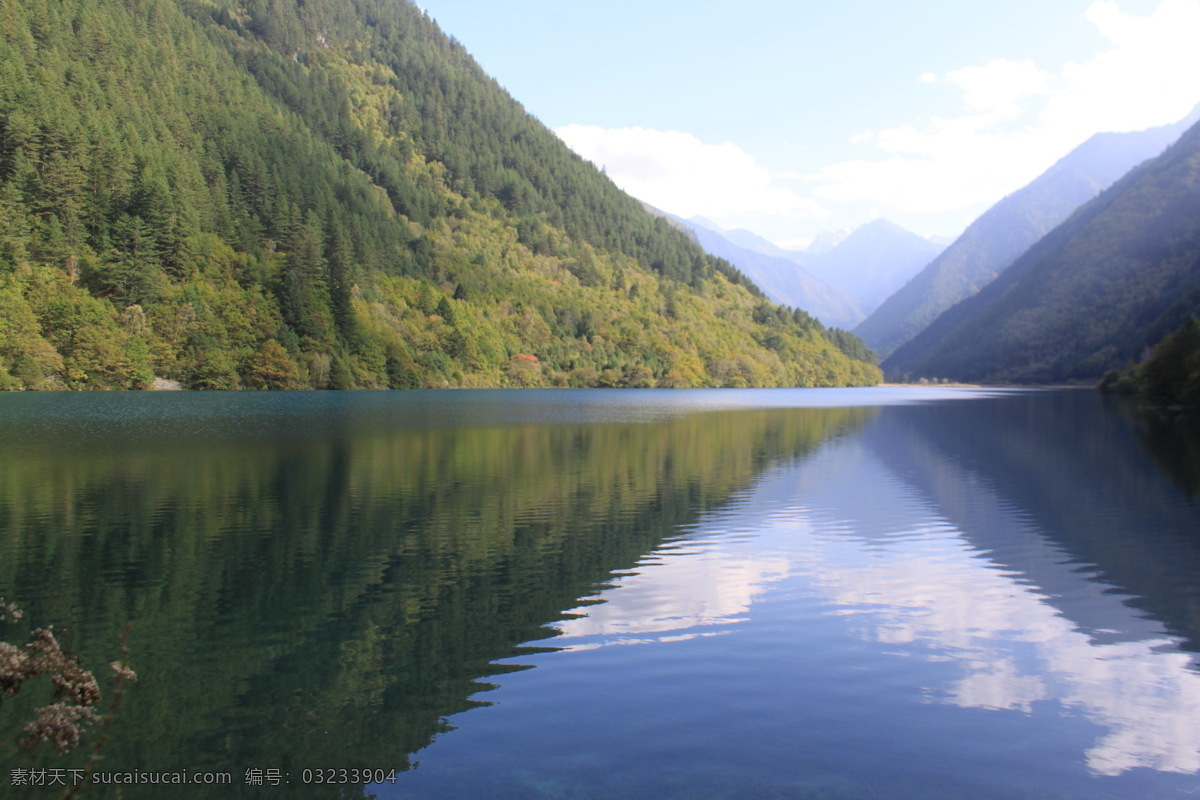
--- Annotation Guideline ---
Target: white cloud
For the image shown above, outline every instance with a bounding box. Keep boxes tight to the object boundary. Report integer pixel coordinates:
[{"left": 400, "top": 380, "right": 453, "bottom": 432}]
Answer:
[
  {"left": 1046, "top": 0, "right": 1200, "bottom": 133},
  {"left": 943, "top": 59, "right": 1052, "bottom": 118},
  {"left": 814, "top": 0, "right": 1200, "bottom": 216},
  {"left": 551, "top": 1, "right": 1200, "bottom": 240},
  {"left": 776, "top": 237, "right": 814, "bottom": 251},
  {"left": 553, "top": 124, "right": 826, "bottom": 224}
]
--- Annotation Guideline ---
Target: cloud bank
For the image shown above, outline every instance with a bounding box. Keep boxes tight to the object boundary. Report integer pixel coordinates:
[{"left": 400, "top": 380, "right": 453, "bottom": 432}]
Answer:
[
  {"left": 820, "top": 0, "right": 1200, "bottom": 214},
  {"left": 553, "top": 124, "right": 824, "bottom": 223}
]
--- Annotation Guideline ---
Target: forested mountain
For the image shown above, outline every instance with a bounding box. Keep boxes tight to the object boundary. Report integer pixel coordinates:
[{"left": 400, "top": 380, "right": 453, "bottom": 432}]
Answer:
[
  {"left": 0, "top": 0, "right": 879, "bottom": 391},
  {"left": 1099, "top": 318, "right": 1200, "bottom": 409},
  {"left": 883, "top": 118, "right": 1200, "bottom": 384},
  {"left": 856, "top": 112, "right": 1197, "bottom": 359},
  {"left": 670, "top": 215, "right": 864, "bottom": 330}
]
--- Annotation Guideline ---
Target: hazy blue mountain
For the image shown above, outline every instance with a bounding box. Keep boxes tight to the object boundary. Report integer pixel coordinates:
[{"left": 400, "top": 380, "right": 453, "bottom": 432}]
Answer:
[
  {"left": 689, "top": 215, "right": 726, "bottom": 233},
  {"left": 807, "top": 227, "right": 855, "bottom": 255},
  {"left": 856, "top": 110, "right": 1200, "bottom": 359},
  {"left": 672, "top": 217, "right": 866, "bottom": 330},
  {"left": 722, "top": 227, "right": 800, "bottom": 260},
  {"left": 883, "top": 117, "right": 1200, "bottom": 384},
  {"left": 803, "top": 219, "right": 945, "bottom": 315},
  {"left": 700, "top": 218, "right": 941, "bottom": 321}
]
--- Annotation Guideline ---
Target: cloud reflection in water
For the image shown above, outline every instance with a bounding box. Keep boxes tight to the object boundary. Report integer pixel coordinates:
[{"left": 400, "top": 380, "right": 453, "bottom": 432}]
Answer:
[{"left": 549, "top": 436, "right": 1200, "bottom": 777}]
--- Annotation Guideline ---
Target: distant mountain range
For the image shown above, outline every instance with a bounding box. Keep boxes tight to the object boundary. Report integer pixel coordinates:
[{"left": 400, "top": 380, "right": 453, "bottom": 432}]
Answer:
[
  {"left": 645, "top": 106, "right": 1199, "bottom": 385},
  {"left": 667, "top": 215, "right": 944, "bottom": 331},
  {"left": 884, "top": 116, "right": 1200, "bottom": 384},
  {"left": 806, "top": 227, "right": 854, "bottom": 255},
  {"left": 856, "top": 109, "right": 1199, "bottom": 360},
  {"left": 801, "top": 219, "right": 945, "bottom": 315},
  {"left": 723, "top": 227, "right": 803, "bottom": 259},
  {"left": 647, "top": 212, "right": 863, "bottom": 330}
]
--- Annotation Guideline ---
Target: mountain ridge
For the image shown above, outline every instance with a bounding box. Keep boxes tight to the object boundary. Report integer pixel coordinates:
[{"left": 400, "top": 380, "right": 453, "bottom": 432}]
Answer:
[
  {"left": 855, "top": 110, "right": 1198, "bottom": 359},
  {"left": 673, "top": 215, "right": 942, "bottom": 329},
  {"left": 882, "top": 116, "right": 1200, "bottom": 384},
  {"left": 662, "top": 214, "right": 864, "bottom": 330},
  {"left": 802, "top": 218, "right": 944, "bottom": 315}
]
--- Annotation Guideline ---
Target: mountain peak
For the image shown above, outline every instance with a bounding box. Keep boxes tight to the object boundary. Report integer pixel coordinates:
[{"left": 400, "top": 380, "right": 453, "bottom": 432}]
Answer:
[
  {"left": 807, "top": 227, "right": 855, "bottom": 254},
  {"left": 857, "top": 218, "right": 903, "bottom": 233},
  {"left": 838, "top": 218, "right": 927, "bottom": 246},
  {"left": 801, "top": 220, "right": 943, "bottom": 316}
]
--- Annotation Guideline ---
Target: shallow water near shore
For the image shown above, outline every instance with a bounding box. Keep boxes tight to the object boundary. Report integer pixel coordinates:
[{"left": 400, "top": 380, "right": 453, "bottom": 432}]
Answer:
[{"left": 1, "top": 387, "right": 1198, "bottom": 798}]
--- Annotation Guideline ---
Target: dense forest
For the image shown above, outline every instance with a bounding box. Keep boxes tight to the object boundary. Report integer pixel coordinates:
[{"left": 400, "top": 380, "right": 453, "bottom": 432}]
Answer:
[
  {"left": 1099, "top": 317, "right": 1200, "bottom": 409},
  {"left": 0, "top": 0, "right": 880, "bottom": 390}
]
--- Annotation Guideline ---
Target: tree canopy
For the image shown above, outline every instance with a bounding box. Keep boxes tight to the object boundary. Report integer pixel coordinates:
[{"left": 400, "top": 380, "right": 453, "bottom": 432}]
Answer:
[{"left": 0, "top": 0, "right": 880, "bottom": 390}]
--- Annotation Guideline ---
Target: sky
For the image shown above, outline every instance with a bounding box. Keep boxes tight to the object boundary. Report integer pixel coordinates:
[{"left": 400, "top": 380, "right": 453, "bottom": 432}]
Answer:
[{"left": 417, "top": 0, "right": 1200, "bottom": 248}]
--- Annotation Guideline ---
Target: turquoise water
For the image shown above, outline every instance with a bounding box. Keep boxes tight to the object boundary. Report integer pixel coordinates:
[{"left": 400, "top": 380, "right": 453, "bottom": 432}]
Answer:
[{"left": 0, "top": 388, "right": 1197, "bottom": 798}]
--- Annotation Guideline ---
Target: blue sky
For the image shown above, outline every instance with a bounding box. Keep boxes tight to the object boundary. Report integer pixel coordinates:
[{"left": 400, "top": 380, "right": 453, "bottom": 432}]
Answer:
[{"left": 418, "top": 0, "right": 1200, "bottom": 247}]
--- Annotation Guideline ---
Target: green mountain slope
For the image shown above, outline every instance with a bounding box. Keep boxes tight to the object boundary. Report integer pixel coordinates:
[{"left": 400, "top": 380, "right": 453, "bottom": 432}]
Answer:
[
  {"left": 883, "top": 119, "right": 1200, "bottom": 384},
  {"left": 0, "top": 0, "right": 879, "bottom": 390},
  {"left": 856, "top": 115, "right": 1195, "bottom": 360}
]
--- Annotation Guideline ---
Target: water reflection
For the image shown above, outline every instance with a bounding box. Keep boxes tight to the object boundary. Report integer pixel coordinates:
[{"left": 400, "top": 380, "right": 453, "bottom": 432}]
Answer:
[
  {"left": 806, "top": 504, "right": 1200, "bottom": 776},
  {"left": 524, "top": 391, "right": 1200, "bottom": 791},
  {"left": 555, "top": 539, "right": 790, "bottom": 649},
  {"left": 857, "top": 393, "right": 1200, "bottom": 776},
  {"left": 3, "top": 389, "right": 1199, "bottom": 799},
  {"left": 1107, "top": 396, "right": 1200, "bottom": 499},
  {"left": 0, "top": 392, "right": 872, "bottom": 798}
]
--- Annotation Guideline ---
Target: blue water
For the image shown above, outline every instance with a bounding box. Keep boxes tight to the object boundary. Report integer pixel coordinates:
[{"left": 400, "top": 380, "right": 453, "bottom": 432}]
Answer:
[{"left": 0, "top": 387, "right": 1197, "bottom": 799}]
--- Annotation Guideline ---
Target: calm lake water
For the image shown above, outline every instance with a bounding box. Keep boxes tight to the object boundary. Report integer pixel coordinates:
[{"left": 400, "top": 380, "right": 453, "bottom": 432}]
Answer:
[{"left": 1, "top": 387, "right": 1199, "bottom": 799}]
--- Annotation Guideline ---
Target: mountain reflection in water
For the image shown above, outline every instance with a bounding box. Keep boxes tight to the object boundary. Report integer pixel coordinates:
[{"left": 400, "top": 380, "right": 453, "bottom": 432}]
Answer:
[{"left": 0, "top": 388, "right": 1197, "bottom": 799}]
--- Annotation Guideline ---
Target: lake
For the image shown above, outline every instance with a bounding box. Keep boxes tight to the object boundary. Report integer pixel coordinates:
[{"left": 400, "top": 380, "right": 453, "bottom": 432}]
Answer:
[{"left": 1, "top": 387, "right": 1198, "bottom": 799}]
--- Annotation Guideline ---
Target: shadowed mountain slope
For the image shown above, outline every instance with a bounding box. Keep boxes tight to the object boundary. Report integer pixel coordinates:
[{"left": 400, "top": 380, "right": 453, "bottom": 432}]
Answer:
[
  {"left": 857, "top": 112, "right": 1197, "bottom": 359},
  {"left": 884, "top": 118, "right": 1200, "bottom": 384}
]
